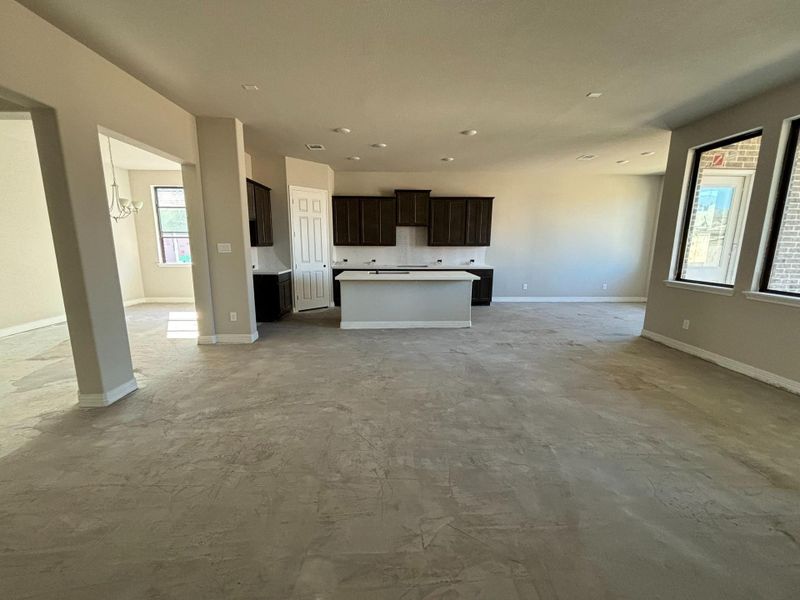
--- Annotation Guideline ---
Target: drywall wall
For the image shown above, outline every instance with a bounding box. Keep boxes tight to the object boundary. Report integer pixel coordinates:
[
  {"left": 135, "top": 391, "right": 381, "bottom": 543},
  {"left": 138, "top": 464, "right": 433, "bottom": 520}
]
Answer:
[
  {"left": 0, "top": 116, "right": 64, "bottom": 332},
  {"left": 248, "top": 150, "right": 290, "bottom": 271},
  {"left": 104, "top": 164, "right": 145, "bottom": 303},
  {"left": 644, "top": 77, "right": 800, "bottom": 387},
  {"left": 334, "top": 171, "right": 662, "bottom": 299},
  {"left": 129, "top": 170, "right": 194, "bottom": 299}
]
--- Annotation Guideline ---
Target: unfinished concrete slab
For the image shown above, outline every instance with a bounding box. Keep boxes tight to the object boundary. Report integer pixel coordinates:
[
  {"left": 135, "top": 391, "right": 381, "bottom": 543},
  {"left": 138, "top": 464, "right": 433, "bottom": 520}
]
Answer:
[{"left": 1, "top": 303, "right": 799, "bottom": 599}]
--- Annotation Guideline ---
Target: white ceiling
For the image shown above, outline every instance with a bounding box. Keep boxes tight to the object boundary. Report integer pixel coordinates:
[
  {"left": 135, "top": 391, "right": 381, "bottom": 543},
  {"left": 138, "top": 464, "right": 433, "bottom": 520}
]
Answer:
[
  {"left": 99, "top": 134, "right": 181, "bottom": 171},
  {"left": 17, "top": 0, "right": 800, "bottom": 175}
]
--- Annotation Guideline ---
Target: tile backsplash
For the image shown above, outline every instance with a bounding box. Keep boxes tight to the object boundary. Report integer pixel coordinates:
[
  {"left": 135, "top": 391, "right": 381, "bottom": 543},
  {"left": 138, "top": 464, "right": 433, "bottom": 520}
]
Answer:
[{"left": 332, "top": 227, "right": 487, "bottom": 265}]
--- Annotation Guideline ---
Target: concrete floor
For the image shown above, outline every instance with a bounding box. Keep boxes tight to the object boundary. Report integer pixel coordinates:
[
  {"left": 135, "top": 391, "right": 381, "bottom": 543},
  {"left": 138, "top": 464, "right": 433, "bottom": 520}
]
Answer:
[{"left": 1, "top": 303, "right": 799, "bottom": 599}]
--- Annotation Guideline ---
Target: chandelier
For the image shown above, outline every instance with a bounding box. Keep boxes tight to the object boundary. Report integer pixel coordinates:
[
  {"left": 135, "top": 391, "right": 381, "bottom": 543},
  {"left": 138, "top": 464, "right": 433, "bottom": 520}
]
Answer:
[{"left": 107, "top": 136, "right": 143, "bottom": 221}]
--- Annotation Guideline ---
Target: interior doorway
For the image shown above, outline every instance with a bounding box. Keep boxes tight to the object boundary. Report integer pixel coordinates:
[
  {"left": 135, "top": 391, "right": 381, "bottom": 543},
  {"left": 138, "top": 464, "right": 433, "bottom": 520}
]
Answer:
[
  {"left": 288, "top": 185, "right": 331, "bottom": 311},
  {"left": 98, "top": 133, "right": 198, "bottom": 342}
]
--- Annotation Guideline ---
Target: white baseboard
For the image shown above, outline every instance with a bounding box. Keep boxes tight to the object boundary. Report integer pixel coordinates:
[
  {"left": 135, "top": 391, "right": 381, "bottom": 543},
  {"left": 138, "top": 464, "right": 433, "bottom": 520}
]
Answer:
[
  {"left": 641, "top": 329, "right": 800, "bottom": 396},
  {"left": 78, "top": 377, "right": 138, "bottom": 408},
  {"left": 0, "top": 314, "right": 67, "bottom": 339},
  {"left": 494, "top": 296, "right": 647, "bottom": 303},
  {"left": 215, "top": 331, "right": 259, "bottom": 344},
  {"left": 197, "top": 335, "right": 218, "bottom": 345},
  {"left": 140, "top": 297, "right": 194, "bottom": 304},
  {"left": 340, "top": 320, "right": 472, "bottom": 329}
]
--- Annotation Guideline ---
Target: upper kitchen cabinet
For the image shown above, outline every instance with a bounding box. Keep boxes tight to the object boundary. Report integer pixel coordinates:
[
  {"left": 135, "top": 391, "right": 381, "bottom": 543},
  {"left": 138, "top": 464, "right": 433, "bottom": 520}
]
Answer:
[
  {"left": 247, "top": 179, "right": 273, "bottom": 247},
  {"left": 332, "top": 196, "right": 361, "bottom": 245},
  {"left": 429, "top": 196, "right": 493, "bottom": 246},
  {"left": 465, "top": 197, "right": 493, "bottom": 246},
  {"left": 361, "top": 196, "right": 396, "bottom": 246},
  {"left": 332, "top": 196, "right": 396, "bottom": 246},
  {"left": 428, "top": 197, "right": 467, "bottom": 246},
  {"left": 395, "top": 189, "right": 430, "bottom": 226}
]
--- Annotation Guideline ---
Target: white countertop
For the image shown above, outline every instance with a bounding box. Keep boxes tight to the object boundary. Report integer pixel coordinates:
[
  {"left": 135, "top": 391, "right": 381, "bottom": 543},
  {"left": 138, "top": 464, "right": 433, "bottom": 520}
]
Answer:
[
  {"left": 336, "top": 270, "right": 479, "bottom": 282},
  {"left": 332, "top": 262, "right": 492, "bottom": 270},
  {"left": 252, "top": 268, "right": 291, "bottom": 275}
]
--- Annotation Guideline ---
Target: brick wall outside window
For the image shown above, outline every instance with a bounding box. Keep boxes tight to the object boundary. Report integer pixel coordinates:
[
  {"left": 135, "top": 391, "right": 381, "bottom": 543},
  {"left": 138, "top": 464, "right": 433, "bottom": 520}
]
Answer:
[{"left": 769, "top": 149, "right": 800, "bottom": 294}]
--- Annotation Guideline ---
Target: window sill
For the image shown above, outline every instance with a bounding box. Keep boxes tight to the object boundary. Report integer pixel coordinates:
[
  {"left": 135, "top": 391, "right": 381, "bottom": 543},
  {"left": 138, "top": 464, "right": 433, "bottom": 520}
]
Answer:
[
  {"left": 742, "top": 291, "right": 800, "bottom": 308},
  {"left": 663, "top": 279, "right": 735, "bottom": 296},
  {"left": 157, "top": 263, "right": 192, "bottom": 268}
]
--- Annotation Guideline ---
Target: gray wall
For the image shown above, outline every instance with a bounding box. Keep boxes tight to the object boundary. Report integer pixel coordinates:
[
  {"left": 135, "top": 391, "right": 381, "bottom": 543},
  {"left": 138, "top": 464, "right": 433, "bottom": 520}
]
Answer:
[
  {"left": 644, "top": 78, "right": 800, "bottom": 385},
  {"left": 335, "top": 171, "right": 662, "bottom": 299}
]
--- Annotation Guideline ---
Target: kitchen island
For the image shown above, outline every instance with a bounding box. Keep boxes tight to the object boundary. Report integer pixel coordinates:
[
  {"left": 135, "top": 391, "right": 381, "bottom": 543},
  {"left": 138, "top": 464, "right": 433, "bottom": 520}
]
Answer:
[{"left": 335, "top": 270, "right": 479, "bottom": 329}]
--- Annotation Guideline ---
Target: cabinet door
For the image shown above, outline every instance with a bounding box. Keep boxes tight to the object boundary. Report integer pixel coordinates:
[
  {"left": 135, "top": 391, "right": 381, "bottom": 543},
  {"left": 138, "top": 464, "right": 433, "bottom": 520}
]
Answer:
[
  {"left": 255, "top": 185, "right": 273, "bottom": 246},
  {"left": 332, "top": 196, "right": 360, "bottom": 245},
  {"left": 429, "top": 198, "right": 467, "bottom": 245},
  {"left": 396, "top": 190, "right": 430, "bottom": 226},
  {"left": 379, "top": 197, "right": 396, "bottom": 245},
  {"left": 467, "top": 269, "right": 493, "bottom": 305},
  {"left": 278, "top": 275, "right": 292, "bottom": 315},
  {"left": 246, "top": 180, "right": 256, "bottom": 220},
  {"left": 360, "top": 197, "right": 396, "bottom": 246},
  {"left": 465, "top": 197, "right": 493, "bottom": 246},
  {"left": 332, "top": 269, "right": 343, "bottom": 306}
]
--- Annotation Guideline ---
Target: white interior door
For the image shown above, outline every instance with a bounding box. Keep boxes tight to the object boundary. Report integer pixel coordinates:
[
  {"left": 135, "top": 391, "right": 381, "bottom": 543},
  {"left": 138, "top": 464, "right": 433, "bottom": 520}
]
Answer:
[{"left": 289, "top": 186, "right": 330, "bottom": 311}]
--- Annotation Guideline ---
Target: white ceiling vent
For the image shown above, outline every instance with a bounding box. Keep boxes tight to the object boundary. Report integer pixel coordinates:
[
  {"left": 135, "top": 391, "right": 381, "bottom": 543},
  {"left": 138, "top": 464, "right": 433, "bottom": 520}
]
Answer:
[{"left": 305, "top": 143, "right": 325, "bottom": 151}]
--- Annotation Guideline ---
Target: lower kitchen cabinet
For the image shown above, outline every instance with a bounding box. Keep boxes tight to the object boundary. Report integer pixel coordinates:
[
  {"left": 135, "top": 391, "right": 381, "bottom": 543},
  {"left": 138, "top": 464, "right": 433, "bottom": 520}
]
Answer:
[
  {"left": 467, "top": 269, "right": 493, "bottom": 305},
  {"left": 332, "top": 268, "right": 492, "bottom": 306},
  {"left": 253, "top": 272, "right": 292, "bottom": 322}
]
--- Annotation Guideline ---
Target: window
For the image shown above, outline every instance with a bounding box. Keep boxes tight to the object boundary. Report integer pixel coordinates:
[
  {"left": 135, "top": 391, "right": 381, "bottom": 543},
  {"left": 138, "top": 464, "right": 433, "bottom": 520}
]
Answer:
[
  {"left": 762, "top": 120, "right": 800, "bottom": 297},
  {"left": 676, "top": 131, "right": 762, "bottom": 286},
  {"left": 154, "top": 186, "right": 191, "bottom": 265}
]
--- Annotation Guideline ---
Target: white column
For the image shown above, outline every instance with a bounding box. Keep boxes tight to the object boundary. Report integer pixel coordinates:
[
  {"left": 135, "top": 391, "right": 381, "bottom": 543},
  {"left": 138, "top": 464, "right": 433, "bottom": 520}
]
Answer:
[
  {"left": 195, "top": 117, "right": 257, "bottom": 342},
  {"left": 30, "top": 108, "right": 136, "bottom": 406}
]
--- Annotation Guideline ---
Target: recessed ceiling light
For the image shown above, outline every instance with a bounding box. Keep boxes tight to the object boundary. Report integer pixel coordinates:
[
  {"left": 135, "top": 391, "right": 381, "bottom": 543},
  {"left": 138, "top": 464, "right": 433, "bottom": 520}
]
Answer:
[
  {"left": 334, "top": 127, "right": 351, "bottom": 134},
  {"left": 586, "top": 92, "right": 603, "bottom": 98},
  {"left": 641, "top": 151, "right": 656, "bottom": 156},
  {"left": 616, "top": 159, "right": 630, "bottom": 165},
  {"left": 441, "top": 157, "right": 455, "bottom": 162},
  {"left": 460, "top": 129, "right": 478, "bottom": 136},
  {"left": 576, "top": 154, "right": 598, "bottom": 161},
  {"left": 241, "top": 84, "right": 259, "bottom": 91},
  {"left": 371, "top": 143, "right": 387, "bottom": 148},
  {"left": 347, "top": 156, "right": 361, "bottom": 161},
  {"left": 305, "top": 143, "right": 325, "bottom": 151}
]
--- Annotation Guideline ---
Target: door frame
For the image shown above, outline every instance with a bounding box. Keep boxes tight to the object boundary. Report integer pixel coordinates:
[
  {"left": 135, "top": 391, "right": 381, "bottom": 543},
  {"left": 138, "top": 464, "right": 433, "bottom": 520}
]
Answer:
[{"left": 287, "top": 185, "right": 331, "bottom": 312}]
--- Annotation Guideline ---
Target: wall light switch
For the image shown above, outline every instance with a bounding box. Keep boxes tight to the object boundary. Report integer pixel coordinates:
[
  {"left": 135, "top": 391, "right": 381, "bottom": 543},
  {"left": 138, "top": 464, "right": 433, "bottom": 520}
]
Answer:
[
  {"left": 230, "top": 312, "right": 238, "bottom": 322},
  {"left": 682, "top": 319, "right": 690, "bottom": 330},
  {"left": 522, "top": 283, "right": 528, "bottom": 290},
  {"left": 602, "top": 283, "right": 608, "bottom": 290},
  {"left": 217, "top": 243, "right": 232, "bottom": 254}
]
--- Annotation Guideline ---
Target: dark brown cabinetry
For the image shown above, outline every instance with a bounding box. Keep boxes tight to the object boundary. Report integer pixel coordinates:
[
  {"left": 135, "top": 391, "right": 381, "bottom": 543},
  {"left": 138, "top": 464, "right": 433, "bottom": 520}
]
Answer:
[
  {"left": 247, "top": 179, "right": 273, "bottom": 247},
  {"left": 429, "top": 197, "right": 492, "bottom": 246},
  {"left": 465, "top": 198, "right": 493, "bottom": 246},
  {"left": 395, "top": 189, "right": 430, "bottom": 226},
  {"left": 467, "top": 269, "right": 494, "bottom": 305},
  {"left": 332, "top": 267, "right": 493, "bottom": 306},
  {"left": 332, "top": 196, "right": 396, "bottom": 246},
  {"left": 253, "top": 272, "right": 292, "bottom": 322}
]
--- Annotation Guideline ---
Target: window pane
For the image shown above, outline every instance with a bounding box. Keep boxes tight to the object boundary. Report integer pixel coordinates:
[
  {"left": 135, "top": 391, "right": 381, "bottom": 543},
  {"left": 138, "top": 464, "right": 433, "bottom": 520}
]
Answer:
[
  {"left": 680, "top": 134, "right": 761, "bottom": 285},
  {"left": 155, "top": 187, "right": 185, "bottom": 207},
  {"left": 161, "top": 236, "right": 191, "bottom": 264},
  {"left": 158, "top": 206, "right": 188, "bottom": 233},
  {"left": 767, "top": 136, "right": 800, "bottom": 294}
]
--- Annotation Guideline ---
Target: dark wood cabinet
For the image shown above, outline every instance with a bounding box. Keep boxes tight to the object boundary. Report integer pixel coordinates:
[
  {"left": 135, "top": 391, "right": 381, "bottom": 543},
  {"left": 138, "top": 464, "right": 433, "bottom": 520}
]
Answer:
[
  {"left": 395, "top": 189, "right": 430, "bottom": 226},
  {"left": 465, "top": 198, "right": 492, "bottom": 246},
  {"left": 429, "top": 196, "right": 492, "bottom": 246},
  {"left": 332, "top": 196, "right": 361, "bottom": 246},
  {"left": 333, "top": 267, "right": 492, "bottom": 306},
  {"left": 332, "top": 196, "right": 396, "bottom": 246},
  {"left": 467, "top": 269, "right": 494, "bottom": 305},
  {"left": 429, "top": 197, "right": 467, "bottom": 246},
  {"left": 247, "top": 179, "right": 273, "bottom": 247},
  {"left": 254, "top": 272, "right": 292, "bottom": 322}
]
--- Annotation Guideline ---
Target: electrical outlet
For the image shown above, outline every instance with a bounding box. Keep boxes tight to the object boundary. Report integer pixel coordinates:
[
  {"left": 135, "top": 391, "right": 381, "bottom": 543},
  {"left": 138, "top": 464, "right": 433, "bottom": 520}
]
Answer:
[
  {"left": 230, "top": 312, "right": 238, "bottom": 322},
  {"left": 602, "top": 283, "right": 608, "bottom": 290},
  {"left": 682, "top": 319, "right": 690, "bottom": 330},
  {"left": 522, "top": 283, "right": 528, "bottom": 290}
]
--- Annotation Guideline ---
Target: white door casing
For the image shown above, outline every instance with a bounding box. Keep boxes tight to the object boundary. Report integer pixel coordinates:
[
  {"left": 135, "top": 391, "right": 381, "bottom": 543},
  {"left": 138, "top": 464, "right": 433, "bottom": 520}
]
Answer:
[{"left": 289, "top": 186, "right": 330, "bottom": 311}]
